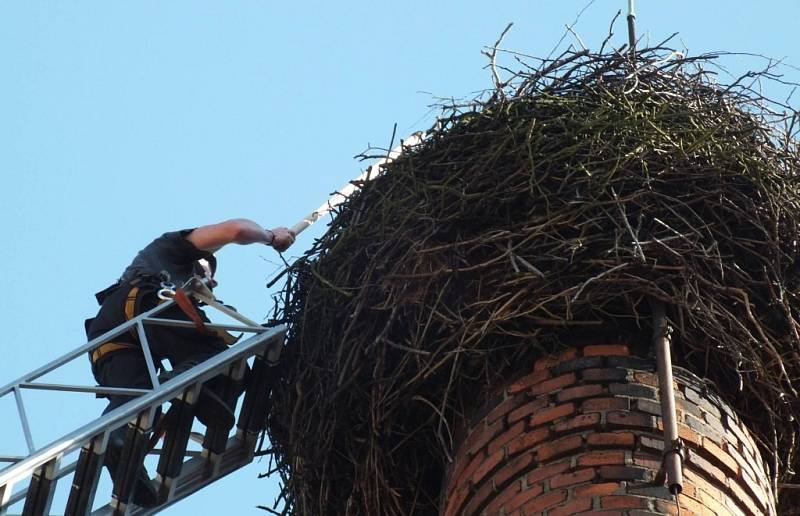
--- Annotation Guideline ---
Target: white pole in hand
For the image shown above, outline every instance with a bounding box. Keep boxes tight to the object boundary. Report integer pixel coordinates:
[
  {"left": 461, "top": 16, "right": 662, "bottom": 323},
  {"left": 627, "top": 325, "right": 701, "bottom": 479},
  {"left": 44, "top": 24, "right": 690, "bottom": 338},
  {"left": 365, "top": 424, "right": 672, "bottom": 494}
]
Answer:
[{"left": 289, "top": 132, "right": 426, "bottom": 236}]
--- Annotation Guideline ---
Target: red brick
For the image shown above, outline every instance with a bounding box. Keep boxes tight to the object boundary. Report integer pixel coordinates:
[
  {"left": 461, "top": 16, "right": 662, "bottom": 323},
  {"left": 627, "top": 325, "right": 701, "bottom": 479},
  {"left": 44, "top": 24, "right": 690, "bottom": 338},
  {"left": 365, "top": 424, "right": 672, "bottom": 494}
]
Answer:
[
  {"left": 507, "top": 425, "right": 550, "bottom": 456},
  {"left": 508, "top": 397, "right": 549, "bottom": 424},
  {"left": 530, "top": 402, "right": 575, "bottom": 427},
  {"left": 550, "top": 497, "right": 593, "bottom": 516},
  {"left": 534, "top": 354, "right": 558, "bottom": 371},
  {"left": 676, "top": 424, "right": 703, "bottom": 448},
  {"left": 728, "top": 474, "right": 765, "bottom": 515},
  {"left": 443, "top": 485, "right": 469, "bottom": 516},
  {"left": 464, "top": 416, "right": 504, "bottom": 456},
  {"left": 695, "top": 486, "right": 731, "bottom": 515},
  {"left": 471, "top": 448, "right": 504, "bottom": 484},
  {"left": 653, "top": 499, "right": 686, "bottom": 516},
  {"left": 606, "top": 410, "right": 658, "bottom": 430},
  {"left": 531, "top": 372, "right": 577, "bottom": 396},
  {"left": 699, "top": 437, "right": 739, "bottom": 477},
  {"left": 582, "top": 397, "right": 630, "bottom": 412},
  {"left": 556, "top": 383, "right": 605, "bottom": 402},
  {"left": 526, "top": 460, "right": 570, "bottom": 484},
  {"left": 507, "top": 369, "right": 552, "bottom": 394},
  {"left": 486, "top": 395, "right": 519, "bottom": 425},
  {"left": 739, "top": 462, "right": 770, "bottom": 509},
  {"left": 632, "top": 371, "right": 659, "bottom": 387},
  {"left": 686, "top": 449, "right": 726, "bottom": 488},
  {"left": 632, "top": 454, "right": 662, "bottom": 471},
  {"left": 728, "top": 443, "right": 760, "bottom": 488},
  {"left": 550, "top": 467, "right": 595, "bottom": 488},
  {"left": 582, "top": 367, "right": 628, "bottom": 382},
  {"left": 574, "top": 481, "right": 621, "bottom": 497},
  {"left": 498, "top": 483, "right": 546, "bottom": 513},
  {"left": 451, "top": 452, "right": 479, "bottom": 493},
  {"left": 673, "top": 496, "right": 708, "bottom": 514},
  {"left": 536, "top": 434, "right": 583, "bottom": 462},
  {"left": 577, "top": 451, "right": 626, "bottom": 467},
  {"left": 724, "top": 413, "right": 756, "bottom": 451},
  {"left": 584, "top": 344, "right": 630, "bottom": 356},
  {"left": 601, "top": 495, "right": 649, "bottom": 509},
  {"left": 586, "top": 431, "right": 635, "bottom": 448},
  {"left": 520, "top": 488, "right": 567, "bottom": 513},
  {"left": 553, "top": 412, "right": 601, "bottom": 433},
  {"left": 492, "top": 451, "right": 534, "bottom": 488},
  {"left": 479, "top": 478, "right": 526, "bottom": 516},
  {"left": 487, "top": 420, "right": 526, "bottom": 455}
]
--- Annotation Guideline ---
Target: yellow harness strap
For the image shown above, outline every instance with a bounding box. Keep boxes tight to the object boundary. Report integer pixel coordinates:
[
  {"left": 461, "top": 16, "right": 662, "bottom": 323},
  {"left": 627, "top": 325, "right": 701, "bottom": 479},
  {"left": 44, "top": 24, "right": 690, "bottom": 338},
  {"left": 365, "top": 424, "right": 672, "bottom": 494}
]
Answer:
[
  {"left": 91, "top": 342, "right": 138, "bottom": 364},
  {"left": 93, "top": 286, "right": 236, "bottom": 366},
  {"left": 124, "top": 286, "right": 140, "bottom": 340}
]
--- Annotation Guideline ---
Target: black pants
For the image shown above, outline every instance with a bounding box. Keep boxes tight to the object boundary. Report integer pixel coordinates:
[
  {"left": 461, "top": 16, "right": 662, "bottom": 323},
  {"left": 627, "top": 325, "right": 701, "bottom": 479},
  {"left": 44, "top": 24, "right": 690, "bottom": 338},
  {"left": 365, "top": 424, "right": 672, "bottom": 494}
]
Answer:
[{"left": 88, "top": 284, "right": 228, "bottom": 439}]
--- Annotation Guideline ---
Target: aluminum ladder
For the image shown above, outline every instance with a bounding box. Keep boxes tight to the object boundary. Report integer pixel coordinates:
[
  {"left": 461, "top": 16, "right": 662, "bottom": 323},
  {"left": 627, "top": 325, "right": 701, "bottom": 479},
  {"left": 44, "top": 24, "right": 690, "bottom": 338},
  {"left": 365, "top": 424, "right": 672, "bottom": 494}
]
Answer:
[{"left": 0, "top": 277, "right": 284, "bottom": 515}]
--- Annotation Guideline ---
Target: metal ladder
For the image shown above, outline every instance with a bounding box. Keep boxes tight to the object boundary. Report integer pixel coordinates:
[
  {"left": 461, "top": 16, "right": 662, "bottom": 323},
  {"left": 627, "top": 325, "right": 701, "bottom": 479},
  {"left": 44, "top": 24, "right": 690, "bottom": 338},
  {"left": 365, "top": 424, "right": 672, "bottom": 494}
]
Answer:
[{"left": 0, "top": 278, "right": 284, "bottom": 515}]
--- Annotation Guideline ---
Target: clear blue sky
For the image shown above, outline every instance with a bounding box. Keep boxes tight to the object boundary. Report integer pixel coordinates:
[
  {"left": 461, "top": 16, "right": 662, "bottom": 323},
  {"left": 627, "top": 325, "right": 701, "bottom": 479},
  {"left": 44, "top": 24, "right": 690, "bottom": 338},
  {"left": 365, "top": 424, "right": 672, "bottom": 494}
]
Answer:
[{"left": 1, "top": 1, "right": 798, "bottom": 514}]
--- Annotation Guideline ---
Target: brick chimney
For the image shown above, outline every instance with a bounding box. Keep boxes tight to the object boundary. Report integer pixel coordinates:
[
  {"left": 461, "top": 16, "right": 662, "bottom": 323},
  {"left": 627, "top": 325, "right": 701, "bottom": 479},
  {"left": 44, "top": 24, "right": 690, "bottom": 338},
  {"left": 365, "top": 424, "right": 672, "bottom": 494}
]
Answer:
[{"left": 441, "top": 344, "right": 775, "bottom": 515}]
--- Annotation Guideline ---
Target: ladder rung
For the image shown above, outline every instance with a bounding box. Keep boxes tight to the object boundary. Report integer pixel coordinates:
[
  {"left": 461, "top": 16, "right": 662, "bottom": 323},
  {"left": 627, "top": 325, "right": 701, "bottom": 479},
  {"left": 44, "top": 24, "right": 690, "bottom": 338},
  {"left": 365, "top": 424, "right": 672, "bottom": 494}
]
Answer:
[
  {"left": 65, "top": 436, "right": 105, "bottom": 516},
  {"left": 154, "top": 390, "right": 198, "bottom": 502},
  {"left": 110, "top": 409, "right": 156, "bottom": 515},
  {"left": 203, "top": 360, "right": 247, "bottom": 456},
  {"left": 21, "top": 458, "right": 58, "bottom": 516},
  {"left": 237, "top": 355, "right": 275, "bottom": 436}
]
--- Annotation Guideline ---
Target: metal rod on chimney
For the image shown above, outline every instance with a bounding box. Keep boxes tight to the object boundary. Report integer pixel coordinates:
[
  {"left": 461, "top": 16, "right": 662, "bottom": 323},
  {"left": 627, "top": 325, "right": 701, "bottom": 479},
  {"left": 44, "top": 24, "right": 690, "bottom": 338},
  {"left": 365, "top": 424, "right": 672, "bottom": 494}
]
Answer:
[
  {"left": 652, "top": 300, "right": 684, "bottom": 494},
  {"left": 627, "top": 0, "right": 637, "bottom": 59}
]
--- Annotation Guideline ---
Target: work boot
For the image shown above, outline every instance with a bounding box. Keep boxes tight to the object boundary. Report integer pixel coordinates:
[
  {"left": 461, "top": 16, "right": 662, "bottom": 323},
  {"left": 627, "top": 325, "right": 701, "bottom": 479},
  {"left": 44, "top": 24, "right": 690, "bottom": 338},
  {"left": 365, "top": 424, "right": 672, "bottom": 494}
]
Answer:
[
  {"left": 130, "top": 471, "right": 159, "bottom": 508},
  {"left": 159, "top": 359, "right": 235, "bottom": 431},
  {"left": 105, "top": 436, "right": 159, "bottom": 508}
]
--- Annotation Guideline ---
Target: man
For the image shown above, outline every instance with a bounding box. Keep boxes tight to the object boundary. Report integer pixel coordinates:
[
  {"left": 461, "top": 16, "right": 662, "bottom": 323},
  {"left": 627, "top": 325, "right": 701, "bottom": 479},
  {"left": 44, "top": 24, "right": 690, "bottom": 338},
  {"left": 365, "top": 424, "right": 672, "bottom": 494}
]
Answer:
[{"left": 86, "top": 219, "right": 295, "bottom": 507}]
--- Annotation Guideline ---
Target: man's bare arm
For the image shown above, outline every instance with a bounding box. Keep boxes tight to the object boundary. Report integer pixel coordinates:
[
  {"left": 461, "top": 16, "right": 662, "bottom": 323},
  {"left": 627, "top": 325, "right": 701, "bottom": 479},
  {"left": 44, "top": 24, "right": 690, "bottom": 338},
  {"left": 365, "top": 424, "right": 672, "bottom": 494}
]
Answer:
[{"left": 186, "top": 219, "right": 295, "bottom": 253}]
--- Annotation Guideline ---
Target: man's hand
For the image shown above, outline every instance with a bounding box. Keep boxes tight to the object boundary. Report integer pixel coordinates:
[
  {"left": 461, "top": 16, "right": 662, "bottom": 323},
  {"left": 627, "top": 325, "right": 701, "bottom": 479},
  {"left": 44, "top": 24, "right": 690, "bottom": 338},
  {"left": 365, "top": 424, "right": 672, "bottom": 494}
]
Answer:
[{"left": 268, "top": 227, "right": 295, "bottom": 252}]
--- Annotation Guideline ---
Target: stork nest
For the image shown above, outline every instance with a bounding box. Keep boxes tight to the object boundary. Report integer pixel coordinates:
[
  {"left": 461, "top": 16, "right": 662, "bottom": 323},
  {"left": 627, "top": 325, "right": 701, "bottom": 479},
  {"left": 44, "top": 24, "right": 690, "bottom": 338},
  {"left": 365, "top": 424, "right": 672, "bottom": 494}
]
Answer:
[{"left": 262, "top": 44, "right": 800, "bottom": 514}]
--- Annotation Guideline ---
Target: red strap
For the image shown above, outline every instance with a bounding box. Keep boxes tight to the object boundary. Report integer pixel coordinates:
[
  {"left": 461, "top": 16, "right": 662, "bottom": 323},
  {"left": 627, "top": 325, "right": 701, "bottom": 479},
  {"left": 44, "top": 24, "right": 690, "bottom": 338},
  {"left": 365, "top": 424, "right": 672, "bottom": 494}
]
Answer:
[
  {"left": 173, "top": 288, "right": 213, "bottom": 334},
  {"left": 147, "top": 409, "right": 172, "bottom": 450}
]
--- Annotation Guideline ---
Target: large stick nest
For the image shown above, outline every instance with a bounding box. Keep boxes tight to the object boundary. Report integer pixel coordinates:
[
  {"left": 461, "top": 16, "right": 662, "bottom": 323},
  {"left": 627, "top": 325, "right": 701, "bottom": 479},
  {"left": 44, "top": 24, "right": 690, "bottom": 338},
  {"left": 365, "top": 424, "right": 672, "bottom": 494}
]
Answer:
[{"left": 263, "top": 44, "right": 800, "bottom": 514}]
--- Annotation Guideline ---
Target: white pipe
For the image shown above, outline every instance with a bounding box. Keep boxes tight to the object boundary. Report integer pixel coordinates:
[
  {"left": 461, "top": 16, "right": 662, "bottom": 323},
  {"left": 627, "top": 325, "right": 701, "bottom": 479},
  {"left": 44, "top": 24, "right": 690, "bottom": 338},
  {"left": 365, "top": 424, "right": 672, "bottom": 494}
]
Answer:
[
  {"left": 289, "top": 132, "right": 425, "bottom": 236},
  {"left": 653, "top": 301, "right": 684, "bottom": 494}
]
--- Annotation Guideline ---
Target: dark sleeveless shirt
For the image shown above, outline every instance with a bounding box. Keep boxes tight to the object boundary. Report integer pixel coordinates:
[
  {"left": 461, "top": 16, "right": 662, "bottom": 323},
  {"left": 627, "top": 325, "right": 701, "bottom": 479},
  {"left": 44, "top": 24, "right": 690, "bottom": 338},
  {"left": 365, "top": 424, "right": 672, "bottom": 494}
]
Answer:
[{"left": 120, "top": 229, "right": 212, "bottom": 288}]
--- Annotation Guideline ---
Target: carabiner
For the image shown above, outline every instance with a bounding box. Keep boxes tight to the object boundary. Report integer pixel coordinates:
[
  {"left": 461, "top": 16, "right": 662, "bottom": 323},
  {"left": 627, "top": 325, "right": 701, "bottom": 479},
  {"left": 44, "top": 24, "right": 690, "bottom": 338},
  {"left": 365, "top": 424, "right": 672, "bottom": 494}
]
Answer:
[{"left": 158, "top": 281, "right": 176, "bottom": 300}]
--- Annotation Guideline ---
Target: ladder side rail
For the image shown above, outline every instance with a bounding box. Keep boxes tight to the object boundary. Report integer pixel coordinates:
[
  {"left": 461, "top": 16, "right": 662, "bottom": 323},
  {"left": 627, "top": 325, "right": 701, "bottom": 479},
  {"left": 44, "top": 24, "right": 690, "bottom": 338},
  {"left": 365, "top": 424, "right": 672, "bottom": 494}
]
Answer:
[
  {"left": 0, "top": 300, "right": 178, "bottom": 399},
  {"left": 0, "top": 326, "right": 285, "bottom": 490},
  {"left": 141, "top": 318, "right": 266, "bottom": 334},
  {"left": 18, "top": 384, "right": 150, "bottom": 397}
]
